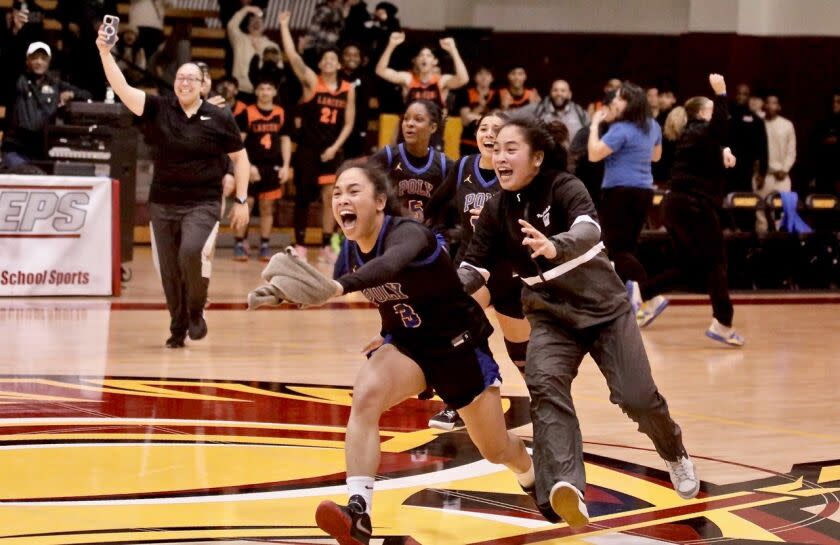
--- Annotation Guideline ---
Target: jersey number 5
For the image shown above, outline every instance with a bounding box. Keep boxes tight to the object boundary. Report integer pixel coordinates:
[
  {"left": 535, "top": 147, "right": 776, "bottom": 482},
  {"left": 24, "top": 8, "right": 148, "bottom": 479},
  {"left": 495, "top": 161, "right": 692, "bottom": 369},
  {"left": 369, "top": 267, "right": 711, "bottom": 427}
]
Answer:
[
  {"left": 394, "top": 303, "right": 421, "bottom": 328},
  {"left": 408, "top": 200, "right": 424, "bottom": 221},
  {"left": 320, "top": 107, "right": 338, "bottom": 125}
]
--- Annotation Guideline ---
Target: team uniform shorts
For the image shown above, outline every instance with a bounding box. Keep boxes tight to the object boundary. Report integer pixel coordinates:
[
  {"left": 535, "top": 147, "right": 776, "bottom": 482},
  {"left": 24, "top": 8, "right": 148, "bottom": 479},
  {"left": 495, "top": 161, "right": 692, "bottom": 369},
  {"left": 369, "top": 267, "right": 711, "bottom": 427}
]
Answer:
[
  {"left": 248, "top": 163, "right": 285, "bottom": 200},
  {"left": 372, "top": 332, "right": 502, "bottom": 410}
]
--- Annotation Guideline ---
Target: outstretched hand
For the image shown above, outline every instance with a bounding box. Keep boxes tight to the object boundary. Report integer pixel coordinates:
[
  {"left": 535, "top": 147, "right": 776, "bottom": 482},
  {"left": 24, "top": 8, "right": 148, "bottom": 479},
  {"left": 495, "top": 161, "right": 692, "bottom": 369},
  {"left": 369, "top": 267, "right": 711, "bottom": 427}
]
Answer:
[{"left": 519, "top": 219, "right": 557, "bottom": 260}]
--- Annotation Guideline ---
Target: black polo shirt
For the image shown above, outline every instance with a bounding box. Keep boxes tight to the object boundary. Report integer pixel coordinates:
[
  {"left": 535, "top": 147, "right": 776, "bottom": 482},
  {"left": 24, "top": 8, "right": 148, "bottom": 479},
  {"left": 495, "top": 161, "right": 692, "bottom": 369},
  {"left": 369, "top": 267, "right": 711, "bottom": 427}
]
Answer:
[{"left": 140, "top": 93, "right": 244, "bottom": 205}]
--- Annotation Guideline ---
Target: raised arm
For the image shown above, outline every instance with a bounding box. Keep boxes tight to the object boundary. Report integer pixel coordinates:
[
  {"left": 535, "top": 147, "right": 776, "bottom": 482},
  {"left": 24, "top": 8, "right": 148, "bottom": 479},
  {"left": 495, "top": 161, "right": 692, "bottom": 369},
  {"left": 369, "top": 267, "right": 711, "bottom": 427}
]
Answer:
[
  {"left": 227, "top": 5, "right": 260, "bottom": 41},
  {"left": 96, "top": 25, "right": 145, "bottom": 115},
  {"left": 587, "top": 108, "right": 614, "bottom": 162},
  {"left": 278, "top": 11, "right": 318, "bottom": 92},
  {"left": 375, "top": 32, "right": 412, "bottom": 87},
  {"left": 708, "top": 73, "right": 730, "bottom": 143},
  {"left": 438, "top": 37, "right": 469, "bottom": 90}
]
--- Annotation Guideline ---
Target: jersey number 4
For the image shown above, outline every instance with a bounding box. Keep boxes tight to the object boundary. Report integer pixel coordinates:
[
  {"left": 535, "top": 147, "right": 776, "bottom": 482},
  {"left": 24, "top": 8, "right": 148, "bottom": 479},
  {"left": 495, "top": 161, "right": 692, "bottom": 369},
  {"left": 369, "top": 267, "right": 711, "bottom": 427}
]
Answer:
[
  {"left": 320, "top": 107, "right": 339, "bottom": 125},
  {"left": 260, "top": 133, "right": 273, "bottom": 150},
  {"left": 394, "top": 303, "right": 421, "bottom": 328}
]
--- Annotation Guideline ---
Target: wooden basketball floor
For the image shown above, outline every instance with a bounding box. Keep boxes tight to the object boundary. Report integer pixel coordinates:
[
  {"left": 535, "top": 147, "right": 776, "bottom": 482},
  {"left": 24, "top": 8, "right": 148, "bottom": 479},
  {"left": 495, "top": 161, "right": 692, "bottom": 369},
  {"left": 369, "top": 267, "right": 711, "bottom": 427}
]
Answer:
[{"left": 1, "top": 246, "right": 839, "bottom": 544}]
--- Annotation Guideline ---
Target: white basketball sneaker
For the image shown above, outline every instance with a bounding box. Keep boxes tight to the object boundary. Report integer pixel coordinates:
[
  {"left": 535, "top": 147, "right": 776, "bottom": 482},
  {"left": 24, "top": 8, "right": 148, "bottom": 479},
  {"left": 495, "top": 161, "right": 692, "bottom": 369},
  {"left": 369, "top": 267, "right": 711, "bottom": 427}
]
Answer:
[
  {"left": 666, "top": 456, "right": 700, "bottom": 499},
  {"left": 549, "top": 481, "right": 589, "bottom": 529}
]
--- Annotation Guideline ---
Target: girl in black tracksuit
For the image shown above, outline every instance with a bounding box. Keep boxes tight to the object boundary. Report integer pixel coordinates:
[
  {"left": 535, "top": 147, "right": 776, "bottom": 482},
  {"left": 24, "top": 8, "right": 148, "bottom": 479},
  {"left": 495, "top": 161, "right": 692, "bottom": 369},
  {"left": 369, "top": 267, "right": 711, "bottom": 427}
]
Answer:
[
  {"left": 458, "top": 116, "right": 698, "bottom": 527},
  {"left": 639, "top": 74, "right": 744, "bottom": 346}
]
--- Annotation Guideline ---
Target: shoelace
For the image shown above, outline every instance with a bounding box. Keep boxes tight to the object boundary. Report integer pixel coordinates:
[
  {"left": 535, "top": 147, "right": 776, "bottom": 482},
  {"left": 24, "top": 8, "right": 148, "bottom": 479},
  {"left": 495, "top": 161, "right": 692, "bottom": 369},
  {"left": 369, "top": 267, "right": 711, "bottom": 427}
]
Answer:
[
  {"left": 443, "top": 409, "right": 458, "bottom": 419},
  {"left": 670, "top": 458, "right": 695, "bottom": 480}
]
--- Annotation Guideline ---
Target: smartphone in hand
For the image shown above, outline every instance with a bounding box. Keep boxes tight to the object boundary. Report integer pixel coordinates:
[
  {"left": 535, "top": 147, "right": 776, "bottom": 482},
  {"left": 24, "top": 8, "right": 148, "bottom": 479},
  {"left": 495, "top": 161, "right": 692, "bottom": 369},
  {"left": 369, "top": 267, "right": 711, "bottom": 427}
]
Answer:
[{"left": 102, "top": 14, "right": 120, "bottom": 45}]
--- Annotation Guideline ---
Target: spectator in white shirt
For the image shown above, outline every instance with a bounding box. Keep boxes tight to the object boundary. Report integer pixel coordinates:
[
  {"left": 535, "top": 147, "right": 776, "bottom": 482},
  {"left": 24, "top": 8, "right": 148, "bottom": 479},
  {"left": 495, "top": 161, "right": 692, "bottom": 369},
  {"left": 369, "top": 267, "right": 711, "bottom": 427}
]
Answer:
[
  {"left": 754, "top": 93, "right": 796, "bottom": 231},
  {"left": 227, "top": 5, "right": 279, "bottom": 95}
]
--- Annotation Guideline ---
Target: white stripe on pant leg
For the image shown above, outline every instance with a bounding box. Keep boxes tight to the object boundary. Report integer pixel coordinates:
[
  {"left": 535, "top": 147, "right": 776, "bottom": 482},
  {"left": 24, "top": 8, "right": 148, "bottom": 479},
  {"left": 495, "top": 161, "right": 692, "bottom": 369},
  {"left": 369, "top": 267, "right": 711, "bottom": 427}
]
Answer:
[
  {"left": 201, "top": 222, "right": 220, "bottom": 279},
  {"left": 149, "top": 222, "right": 162, "bottom": 282}
]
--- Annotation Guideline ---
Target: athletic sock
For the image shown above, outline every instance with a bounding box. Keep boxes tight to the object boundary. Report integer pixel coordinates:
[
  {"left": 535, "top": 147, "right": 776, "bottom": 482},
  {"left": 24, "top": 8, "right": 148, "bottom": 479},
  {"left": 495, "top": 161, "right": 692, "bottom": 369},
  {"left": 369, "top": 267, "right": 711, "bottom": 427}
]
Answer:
[
  {"left": 346, "top": 476, "right": 374, "bottom": 514},
  {"left": 515, "top": 459, "right": 535, "bottom": 488}
]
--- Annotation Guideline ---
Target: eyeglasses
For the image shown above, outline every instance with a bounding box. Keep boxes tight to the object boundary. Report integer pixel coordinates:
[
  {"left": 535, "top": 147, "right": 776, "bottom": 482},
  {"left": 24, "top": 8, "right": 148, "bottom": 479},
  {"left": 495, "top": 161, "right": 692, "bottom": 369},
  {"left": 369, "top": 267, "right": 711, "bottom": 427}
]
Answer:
[{"left": 175, "top": 76, "right": 203, "bottom": 83}]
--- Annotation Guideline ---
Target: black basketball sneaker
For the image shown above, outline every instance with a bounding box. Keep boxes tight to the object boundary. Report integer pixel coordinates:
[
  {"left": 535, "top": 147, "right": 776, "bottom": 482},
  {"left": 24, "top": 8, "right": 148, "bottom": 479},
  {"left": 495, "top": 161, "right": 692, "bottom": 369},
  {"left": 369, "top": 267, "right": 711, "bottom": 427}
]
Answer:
[{"left": 315, "top": 494, "right": 372, "bottom": 545}]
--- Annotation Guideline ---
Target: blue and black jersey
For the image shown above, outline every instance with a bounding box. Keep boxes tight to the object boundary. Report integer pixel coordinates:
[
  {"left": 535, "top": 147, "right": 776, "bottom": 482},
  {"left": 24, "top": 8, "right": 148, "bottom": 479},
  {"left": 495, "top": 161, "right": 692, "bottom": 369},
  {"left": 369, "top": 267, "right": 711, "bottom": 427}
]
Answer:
[
  {"left": 369, "top": 144, "right": 452, "bottom": 222},
  {"left": 426, "top": 153, "right": 500, "bottom": 263},
  {"left": 336, "top": 216, "right": 493, "bottom": 351}
]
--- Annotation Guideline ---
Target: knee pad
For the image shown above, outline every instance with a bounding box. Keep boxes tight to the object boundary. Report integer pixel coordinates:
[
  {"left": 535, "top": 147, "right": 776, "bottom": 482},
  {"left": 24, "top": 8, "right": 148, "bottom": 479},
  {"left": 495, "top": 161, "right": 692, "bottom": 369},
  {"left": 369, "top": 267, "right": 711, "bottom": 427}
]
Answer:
[{"left": 504, "top": 338, "right": 528, "bottom": 365}]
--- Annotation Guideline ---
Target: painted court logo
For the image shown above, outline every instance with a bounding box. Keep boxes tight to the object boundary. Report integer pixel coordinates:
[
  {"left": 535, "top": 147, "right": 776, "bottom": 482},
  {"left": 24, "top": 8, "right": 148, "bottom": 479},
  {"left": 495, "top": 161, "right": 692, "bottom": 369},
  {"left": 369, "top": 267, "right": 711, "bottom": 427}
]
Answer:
[{"left": 0, "top": 377, "right": 837, "bottom": 544}]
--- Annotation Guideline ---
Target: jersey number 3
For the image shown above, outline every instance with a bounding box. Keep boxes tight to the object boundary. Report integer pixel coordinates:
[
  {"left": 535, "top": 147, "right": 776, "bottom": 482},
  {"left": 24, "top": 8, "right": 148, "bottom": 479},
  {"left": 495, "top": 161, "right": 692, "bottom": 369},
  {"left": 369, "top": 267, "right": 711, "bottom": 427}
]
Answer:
[
  {"left": 320, "top": 107, "right": 338, "bottom": 125},
  {"left": 394, "top": 303, "right": 421, "bottom": 328}
]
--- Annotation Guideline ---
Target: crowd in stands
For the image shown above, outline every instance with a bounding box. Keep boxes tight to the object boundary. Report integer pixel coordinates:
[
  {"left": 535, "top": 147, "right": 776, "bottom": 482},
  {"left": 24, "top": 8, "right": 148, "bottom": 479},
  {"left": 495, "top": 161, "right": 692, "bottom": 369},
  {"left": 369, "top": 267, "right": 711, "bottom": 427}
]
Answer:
[{"left": 0, "top": 0, "right": 838, "bottom": 235}]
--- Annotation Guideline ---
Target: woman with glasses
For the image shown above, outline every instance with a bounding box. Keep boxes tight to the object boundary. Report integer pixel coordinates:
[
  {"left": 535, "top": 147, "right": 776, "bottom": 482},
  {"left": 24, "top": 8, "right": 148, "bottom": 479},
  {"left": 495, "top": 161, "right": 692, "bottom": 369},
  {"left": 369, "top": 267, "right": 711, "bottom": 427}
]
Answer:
[{"left": 96, "top": 24, "right": 251, "bottom": 348}]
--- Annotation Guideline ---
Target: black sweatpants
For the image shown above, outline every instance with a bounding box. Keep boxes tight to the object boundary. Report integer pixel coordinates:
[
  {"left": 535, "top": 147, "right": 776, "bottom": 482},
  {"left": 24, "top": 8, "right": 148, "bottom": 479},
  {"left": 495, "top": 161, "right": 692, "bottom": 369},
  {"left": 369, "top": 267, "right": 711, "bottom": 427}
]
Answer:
[
  {"left": 599, "top": 186, "right": 653, "bottom": 284},
  {"left": 641, "top": 192, "right": 734, "bottom": 326},
  {"left": 149, "top": 201, "right": 220, "bottom": 336},
  {"left": 525, "top": 309, "right": 686, "bottom": 507}
]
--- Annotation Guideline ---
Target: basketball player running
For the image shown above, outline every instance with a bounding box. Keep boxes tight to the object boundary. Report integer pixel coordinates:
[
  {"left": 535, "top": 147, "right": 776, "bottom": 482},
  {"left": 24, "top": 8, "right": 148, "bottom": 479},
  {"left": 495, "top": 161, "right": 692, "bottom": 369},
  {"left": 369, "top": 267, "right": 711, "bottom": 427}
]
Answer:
[
  {"left": 233, "top": 79, "right": 292, "bottom": 261},
  {"left": 458, "top": 117, "right": 699, "bottom": 526},
  {"left": 314, "top": 163, "right": 535, "bottom": 544},
  {"left": 279, "top": 11, "right": 355, "bottom": 264},
  {"left": 367, "top": 100, "right": 452, "bottom": 222},
  {"left": 425, "top": 112, "right": 531, "bottom": 431},
  {"left": 375, "top": 32, "right": 469, "bottom": 112}
]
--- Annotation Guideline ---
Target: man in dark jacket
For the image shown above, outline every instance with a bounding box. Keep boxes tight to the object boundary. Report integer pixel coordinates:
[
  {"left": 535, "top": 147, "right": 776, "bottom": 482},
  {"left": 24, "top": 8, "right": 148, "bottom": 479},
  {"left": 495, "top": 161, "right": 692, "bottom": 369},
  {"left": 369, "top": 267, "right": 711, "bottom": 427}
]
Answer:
[
  {"left": 727, "top": 83, "right": 768, "bottom": 193},
  {"left": 1, "top": 41, "right": 92, "bottom": 168}
]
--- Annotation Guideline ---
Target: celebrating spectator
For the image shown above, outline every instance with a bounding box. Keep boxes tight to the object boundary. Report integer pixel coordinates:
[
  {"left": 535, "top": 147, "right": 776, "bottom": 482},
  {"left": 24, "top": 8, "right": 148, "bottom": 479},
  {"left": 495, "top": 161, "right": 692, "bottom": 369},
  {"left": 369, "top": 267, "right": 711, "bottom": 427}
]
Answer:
[
  {"left": 375, "top": 31, "right": 468, "bottom": 111},
  {"left": 227, "top": 4, "right": 279, "bottom": 95}
]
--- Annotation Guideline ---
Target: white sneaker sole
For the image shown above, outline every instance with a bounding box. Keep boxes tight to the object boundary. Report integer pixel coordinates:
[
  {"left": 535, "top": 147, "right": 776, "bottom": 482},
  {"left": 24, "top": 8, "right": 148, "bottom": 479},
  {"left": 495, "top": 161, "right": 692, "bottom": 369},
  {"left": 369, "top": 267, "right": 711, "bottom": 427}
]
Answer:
[
  {"left": 549, "top": 482, "right": 589, "bottom": 529},
  {"left": 428, "top": 419, "right": 457, "bottom": 431},
  {"left": 672, "top": 477, "right": 700, "bottom": 500}
]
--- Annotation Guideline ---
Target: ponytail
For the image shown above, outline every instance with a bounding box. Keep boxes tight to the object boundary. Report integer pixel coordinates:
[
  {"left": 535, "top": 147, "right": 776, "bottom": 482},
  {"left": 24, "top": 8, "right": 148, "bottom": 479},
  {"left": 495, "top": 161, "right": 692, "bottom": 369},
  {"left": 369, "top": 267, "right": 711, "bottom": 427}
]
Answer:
[{"left": 663, "top": 106, "right": 687, "bottom": 141}]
